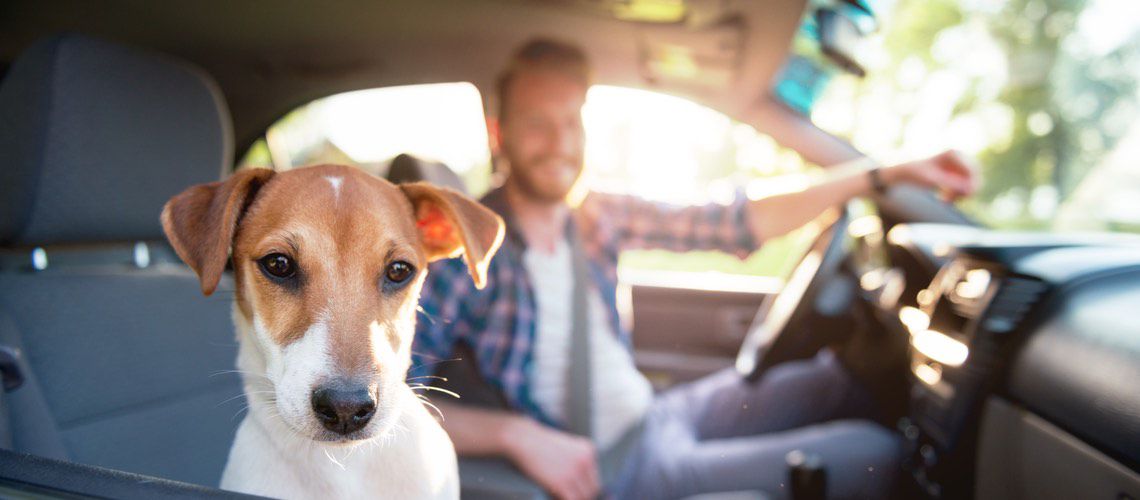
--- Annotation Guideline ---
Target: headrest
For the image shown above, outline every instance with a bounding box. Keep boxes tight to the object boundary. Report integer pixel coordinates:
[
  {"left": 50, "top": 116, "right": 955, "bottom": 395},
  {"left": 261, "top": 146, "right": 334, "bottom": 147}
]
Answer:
[
  {"left": 0, "top": 34, "right": 233, "bottom": 246},
  {"left": 387, "top": 153, "right": 469, "bottom": 195}
]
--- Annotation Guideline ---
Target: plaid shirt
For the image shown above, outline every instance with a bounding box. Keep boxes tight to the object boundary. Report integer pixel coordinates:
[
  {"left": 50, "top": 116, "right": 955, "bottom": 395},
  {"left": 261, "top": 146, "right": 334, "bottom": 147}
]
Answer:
[{"left": 411, "top": 186, "right": 758, "bottom": 427}]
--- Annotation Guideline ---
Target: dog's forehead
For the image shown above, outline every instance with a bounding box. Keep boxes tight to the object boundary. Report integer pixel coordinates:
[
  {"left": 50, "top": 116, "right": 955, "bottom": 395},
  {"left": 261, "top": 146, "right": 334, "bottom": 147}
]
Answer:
[
  {"left": 269, "top": 165, "right": 407, "bottom": 210},
  {"left": 243, "top": 166, "right": 415, "bottom": 236}
]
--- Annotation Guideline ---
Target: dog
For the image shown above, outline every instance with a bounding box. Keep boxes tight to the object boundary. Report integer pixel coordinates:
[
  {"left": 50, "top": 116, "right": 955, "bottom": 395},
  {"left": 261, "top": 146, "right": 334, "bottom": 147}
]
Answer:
[{"left": 161, "top": 164, "right": 504, "bottom": 499}]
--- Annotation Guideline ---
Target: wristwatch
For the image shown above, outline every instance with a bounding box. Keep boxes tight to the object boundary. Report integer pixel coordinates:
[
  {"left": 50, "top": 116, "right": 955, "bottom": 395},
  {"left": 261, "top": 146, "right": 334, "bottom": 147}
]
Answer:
[{"left": 868, "top": 166, "right": 888, "bottom": 195}]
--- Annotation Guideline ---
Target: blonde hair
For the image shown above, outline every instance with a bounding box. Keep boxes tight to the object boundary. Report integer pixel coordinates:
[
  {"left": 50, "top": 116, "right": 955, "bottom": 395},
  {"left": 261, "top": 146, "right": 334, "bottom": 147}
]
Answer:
[{"left": 495, "top": 38, "right": 591, "bottom": 121}]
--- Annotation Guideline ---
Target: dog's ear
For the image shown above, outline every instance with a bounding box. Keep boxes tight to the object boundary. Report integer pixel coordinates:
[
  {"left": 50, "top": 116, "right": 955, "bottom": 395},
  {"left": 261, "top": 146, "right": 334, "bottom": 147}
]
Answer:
[
  {"left": 400, "top": 183, "right": 505, "bottom": 289},
  {"left": 161, "top": 168, "right": 275, "bottom": 296}
]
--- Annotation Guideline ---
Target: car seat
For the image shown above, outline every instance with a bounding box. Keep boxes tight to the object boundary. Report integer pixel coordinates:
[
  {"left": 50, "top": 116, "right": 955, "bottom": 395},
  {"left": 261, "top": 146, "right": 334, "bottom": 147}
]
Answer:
[{"left": 0, "top": 33, "right": 243, "bottom": 487}]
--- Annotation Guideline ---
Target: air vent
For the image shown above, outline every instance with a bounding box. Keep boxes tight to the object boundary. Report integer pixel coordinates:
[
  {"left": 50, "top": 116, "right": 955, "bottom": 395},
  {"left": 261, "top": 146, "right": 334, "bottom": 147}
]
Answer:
[
  {"left": 948, "top": 267, "right": 995, "bottom": 318},
  {"left": 980, "top": 277, "right": 1048, "bottom": 334}
]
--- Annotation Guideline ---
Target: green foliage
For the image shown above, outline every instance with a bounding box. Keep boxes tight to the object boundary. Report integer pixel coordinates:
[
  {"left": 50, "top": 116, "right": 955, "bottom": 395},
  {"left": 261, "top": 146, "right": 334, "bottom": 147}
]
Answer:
[
  {"left": 881, "top": 0, "right": 963, "bottom": 65},
  {"left": 815, "top": 0, "right": 1140, "bottom": 232},
  {"left": 238, "top": 139, "right": 272, "bottom": 170}
]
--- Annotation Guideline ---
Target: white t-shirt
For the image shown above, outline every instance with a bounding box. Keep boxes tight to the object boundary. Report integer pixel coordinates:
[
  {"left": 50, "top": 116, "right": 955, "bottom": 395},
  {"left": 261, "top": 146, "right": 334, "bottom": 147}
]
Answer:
[{"left": 523, "top": 239, "right": 655, "bottom": 450}]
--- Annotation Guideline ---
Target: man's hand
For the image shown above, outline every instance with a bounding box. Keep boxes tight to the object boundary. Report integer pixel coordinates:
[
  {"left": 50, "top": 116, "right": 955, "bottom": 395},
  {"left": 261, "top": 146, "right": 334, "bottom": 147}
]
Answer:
[
  {"left": 884, "top": 149, "right": 980, "bottom": 201},
  {"left": 745, "top": 150, "right": 982, "bottom": 241},
  {"left": 503, "top": 416, "right": 600, "bottom": 500}
]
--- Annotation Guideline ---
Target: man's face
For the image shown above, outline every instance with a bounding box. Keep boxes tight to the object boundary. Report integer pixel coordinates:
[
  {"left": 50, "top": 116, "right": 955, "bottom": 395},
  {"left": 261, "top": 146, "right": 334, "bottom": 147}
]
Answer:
[{"left": 499, "top": 70, "right": 587, "bottom": 204}]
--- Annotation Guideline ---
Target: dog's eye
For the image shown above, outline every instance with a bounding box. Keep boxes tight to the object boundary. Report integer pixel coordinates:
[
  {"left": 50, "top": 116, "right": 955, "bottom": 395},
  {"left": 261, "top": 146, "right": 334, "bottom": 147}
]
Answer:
[
  {"left": 385, "top": 261, "right": 414, "bottom": 285},
  {"left": 259, "top": 253, "right": 296, "bottom": 279}
]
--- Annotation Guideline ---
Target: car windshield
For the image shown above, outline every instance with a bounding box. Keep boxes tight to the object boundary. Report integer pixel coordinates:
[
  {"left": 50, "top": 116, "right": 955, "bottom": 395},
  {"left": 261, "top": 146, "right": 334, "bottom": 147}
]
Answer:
[
  {"left": 782, "top": 0, "right": 1140, "bottom": 234},
  {"left": 242, "top": 84, "right": 825, "bottom": 284}
]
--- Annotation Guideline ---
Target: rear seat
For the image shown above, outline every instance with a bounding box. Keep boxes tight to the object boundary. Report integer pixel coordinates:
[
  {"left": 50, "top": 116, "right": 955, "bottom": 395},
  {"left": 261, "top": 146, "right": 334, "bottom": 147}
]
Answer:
[{"left": 0, "top": 34, "right": 243, "bottom": 487}]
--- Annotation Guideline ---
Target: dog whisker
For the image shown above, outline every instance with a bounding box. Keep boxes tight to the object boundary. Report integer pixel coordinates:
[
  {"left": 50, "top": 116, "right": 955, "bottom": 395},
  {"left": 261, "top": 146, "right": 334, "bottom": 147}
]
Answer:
[
  {"left": 416, "top": 395, "right": 446, "bottom": 422},
  {"left": 266, "top": 406, "right": 309, "bottom": 450},
  {"left": 406, "top": 356, "right": 463, "bottom": 374},
  {"left": 211, "top": 369, "right": 272, "bottom": 380},
  {"left": 323, "top": 448, "right": 347, "bottom": 470},
  {"left": 216, "top": 391, "right": 259, "bottom": 407},
  {"left": 343, "top": 441, "right": 362, "bottom": 461},
  {"left": 219, "top": 390, "right": 276, "bottom": 408},
  {"left": 408, "top": 384, "right": 461, "bottom": 399},
  {"left": 415, "top": 307, "right": 439, "bottom": 325},
  {"left": 231, "top": 404, "right": 251, "bottom": 421}
]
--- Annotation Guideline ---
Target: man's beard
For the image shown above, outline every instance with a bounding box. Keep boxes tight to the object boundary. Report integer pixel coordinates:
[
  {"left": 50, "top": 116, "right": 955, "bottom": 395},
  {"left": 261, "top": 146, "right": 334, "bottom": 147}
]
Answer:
[{"left": 505, "top": 152, "right": 584, "bottom": 204}]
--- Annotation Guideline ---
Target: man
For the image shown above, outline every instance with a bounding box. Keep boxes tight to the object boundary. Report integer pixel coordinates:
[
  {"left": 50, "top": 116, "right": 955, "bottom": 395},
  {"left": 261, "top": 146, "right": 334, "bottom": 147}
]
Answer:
[{"left": 412, "top": 39, "right": 976, "bottom": 499}]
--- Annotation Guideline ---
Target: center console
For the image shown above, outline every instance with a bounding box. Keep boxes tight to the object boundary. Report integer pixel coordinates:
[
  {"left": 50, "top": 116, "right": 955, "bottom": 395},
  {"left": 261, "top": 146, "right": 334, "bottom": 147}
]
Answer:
[{"left": 885, "top": 226, "right": 1131, "bottom": 498}]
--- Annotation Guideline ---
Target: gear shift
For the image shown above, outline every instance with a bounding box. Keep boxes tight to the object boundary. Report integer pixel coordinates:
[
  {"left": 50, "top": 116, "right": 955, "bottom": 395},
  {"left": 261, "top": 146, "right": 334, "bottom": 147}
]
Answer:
[{"left": 787, "top": 449, "right": 826, "bottom": 500}]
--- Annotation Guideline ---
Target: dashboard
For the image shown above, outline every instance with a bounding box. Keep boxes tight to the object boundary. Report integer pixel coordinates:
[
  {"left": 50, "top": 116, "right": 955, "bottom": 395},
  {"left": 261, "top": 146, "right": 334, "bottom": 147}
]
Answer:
[{"left": 869, "top": 223, "right": 1140, "bottom": 498}]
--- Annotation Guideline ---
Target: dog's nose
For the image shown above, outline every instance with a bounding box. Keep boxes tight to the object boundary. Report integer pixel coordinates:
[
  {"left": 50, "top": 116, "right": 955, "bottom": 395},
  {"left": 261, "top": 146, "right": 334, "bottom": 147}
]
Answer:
[{"left": 310, "top": 386, "right": 376, "bottom": 435}]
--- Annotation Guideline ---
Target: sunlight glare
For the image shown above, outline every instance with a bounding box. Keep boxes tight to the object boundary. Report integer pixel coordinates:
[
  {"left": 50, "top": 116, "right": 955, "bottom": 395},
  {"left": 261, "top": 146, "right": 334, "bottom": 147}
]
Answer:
[
  {"left": 1075, "top": 0, "right": 1140, "bottom": 56},
  {"left": 911, "top": 329, "right": 969, "bottom": 366},
  {"left": 583, "top": 86, "right": 732, "bottom": 203},
  {"left": 320, "top": 83, "right": 489, "bottom": 173}
]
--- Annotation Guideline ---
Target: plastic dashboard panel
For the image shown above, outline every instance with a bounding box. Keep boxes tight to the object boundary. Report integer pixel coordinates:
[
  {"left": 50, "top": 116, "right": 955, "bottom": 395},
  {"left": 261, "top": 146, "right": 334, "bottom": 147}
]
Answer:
[
  {"left": 1004, "top": 246, "right": 1140, "bottom": 469},
  {"left": 888, "top": 225, "right": 1140, "bottom": 497},
  {"left": 975, "top": 397, "right": 1140, "bottom": 499}
]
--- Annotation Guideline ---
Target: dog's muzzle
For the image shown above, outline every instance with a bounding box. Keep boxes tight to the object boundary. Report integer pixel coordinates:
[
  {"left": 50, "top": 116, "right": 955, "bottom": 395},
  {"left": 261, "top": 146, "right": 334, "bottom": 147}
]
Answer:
[{"left": 310, "top": 383, "right": 377, "bottom": 435}]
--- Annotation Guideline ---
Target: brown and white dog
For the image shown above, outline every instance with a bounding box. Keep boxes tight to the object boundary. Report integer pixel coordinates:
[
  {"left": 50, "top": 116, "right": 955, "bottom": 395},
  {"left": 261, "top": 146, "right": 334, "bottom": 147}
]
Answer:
[{"left": 161, "top": 164, "right": 503, "bottom": 499}]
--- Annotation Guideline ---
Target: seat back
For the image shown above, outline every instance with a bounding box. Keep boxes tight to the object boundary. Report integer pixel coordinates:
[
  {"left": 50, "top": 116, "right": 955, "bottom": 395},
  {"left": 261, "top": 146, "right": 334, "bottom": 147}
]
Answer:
[
  {"left": 0, "top": 34, "right": 242, "bottom": 486},
  {"left": 387, "top": 153, "right": 470, "bottom": 193}
]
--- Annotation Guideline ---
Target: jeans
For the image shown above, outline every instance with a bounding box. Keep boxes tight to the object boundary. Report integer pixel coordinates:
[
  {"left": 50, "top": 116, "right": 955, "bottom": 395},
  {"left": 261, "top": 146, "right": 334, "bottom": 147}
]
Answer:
[{"left": 612, "top": 349, "right": 903, "bottom": 499}]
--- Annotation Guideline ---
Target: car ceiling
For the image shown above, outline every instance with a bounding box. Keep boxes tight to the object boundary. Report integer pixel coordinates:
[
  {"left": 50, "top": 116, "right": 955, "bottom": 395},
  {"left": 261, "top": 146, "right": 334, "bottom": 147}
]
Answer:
[{"left": 0, "top": 0, "right": 807, "bottom": 152}]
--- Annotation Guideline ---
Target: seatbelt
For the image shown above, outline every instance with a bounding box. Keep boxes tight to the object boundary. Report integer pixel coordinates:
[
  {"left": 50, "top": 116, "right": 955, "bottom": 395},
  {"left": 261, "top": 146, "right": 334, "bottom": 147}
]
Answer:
[
  {"left": 565, "top": 230, "right": 593, "bottom": 439},
  {"left": 566, "top": 230, "right": 646, "bottom": 491}
]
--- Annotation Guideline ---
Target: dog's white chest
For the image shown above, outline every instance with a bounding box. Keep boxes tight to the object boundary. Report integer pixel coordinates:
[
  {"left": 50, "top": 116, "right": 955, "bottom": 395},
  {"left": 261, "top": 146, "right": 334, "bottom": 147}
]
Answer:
[{"left": 221, "top": 398, "right": 458, "bottom": 499}]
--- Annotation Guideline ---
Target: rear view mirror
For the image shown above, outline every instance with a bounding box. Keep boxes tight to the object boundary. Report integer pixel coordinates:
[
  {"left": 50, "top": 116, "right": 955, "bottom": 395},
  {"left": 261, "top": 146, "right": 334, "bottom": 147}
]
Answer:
[
  {"left": 771, "top": 0, "right": 878, "bottom": 114},
  {"left": 815, "top": 4, "right": 876, "bottom": 77}
]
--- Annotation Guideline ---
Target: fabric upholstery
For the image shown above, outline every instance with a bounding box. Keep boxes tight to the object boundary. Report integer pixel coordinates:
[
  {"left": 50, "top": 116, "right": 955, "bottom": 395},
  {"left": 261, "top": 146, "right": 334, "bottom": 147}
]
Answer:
[
  {"left": 0, "top": 311, "right": 69, "bottom": 460},
  {"left": 0, "top": 33, "right": 242, "bottom": 488},
  {"left": 386, "top": 153, "right": 469, "bottom": 194},
  {"left": 0, "top": 269, "right": 243, "bottom": 485},
  {"left": 0, "top": 33, "right": 232, "bottom": 245}
]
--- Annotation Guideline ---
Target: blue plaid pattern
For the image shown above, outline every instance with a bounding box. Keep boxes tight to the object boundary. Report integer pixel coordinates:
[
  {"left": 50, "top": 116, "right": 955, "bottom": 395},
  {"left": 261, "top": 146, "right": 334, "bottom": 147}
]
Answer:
[{"left": 411, "top": 186, "right": 758, "bottom": 427}]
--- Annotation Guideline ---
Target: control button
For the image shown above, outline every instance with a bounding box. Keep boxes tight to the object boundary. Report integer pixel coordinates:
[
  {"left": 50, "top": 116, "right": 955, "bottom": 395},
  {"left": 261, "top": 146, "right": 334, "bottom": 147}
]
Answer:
[
  {"left": 927, "top": 482, "right": 942, "bottom": 497},
  {"left": 984, "top": 317, "right": 1015, "bottom": 333},
  {"left": 896, "top": 417, "right": 912, "bottom": 432},
  {"left": 904, "top": 425, "right": 920, "bottom": 441},
  {"left": 920, "top": 444, "right": 937, "bottom": 467}
]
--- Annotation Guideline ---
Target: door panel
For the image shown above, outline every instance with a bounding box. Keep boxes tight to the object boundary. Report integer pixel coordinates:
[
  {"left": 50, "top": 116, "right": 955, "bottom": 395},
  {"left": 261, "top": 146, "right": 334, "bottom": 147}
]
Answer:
[
  {"left": 626, "top": 280, "right": 775, "bottom": 389},
  {"left": 976, "top": 398, "right": 1140, "bottom": 500}
]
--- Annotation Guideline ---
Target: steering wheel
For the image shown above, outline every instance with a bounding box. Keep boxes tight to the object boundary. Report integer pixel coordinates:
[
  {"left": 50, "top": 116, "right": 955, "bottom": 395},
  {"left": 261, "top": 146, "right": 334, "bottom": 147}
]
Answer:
[{"left": 735, "top": 205, "right": 853, "bottom": 382}]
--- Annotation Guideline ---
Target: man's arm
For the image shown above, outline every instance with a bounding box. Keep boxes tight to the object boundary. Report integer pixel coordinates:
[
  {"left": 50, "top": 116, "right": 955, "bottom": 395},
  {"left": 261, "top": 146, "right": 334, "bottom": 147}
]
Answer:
[
  {"left": 434, "top": 401, "right": 600, "bottom": 500},
  {"left": 583, "top": 150, "right": 977, "bottom": 256},
  {"left": 746, "top": 150, "right": 979, "bottom": 241}
]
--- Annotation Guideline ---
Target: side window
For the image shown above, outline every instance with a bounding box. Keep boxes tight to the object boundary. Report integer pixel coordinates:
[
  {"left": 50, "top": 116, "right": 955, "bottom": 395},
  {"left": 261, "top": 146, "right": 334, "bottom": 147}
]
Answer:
[
  {"left": 238, "top": 82, "right": 492, "bottom": 195},
  {"left": 583, "top": 86, "right": 821, "bottom": 281}
]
